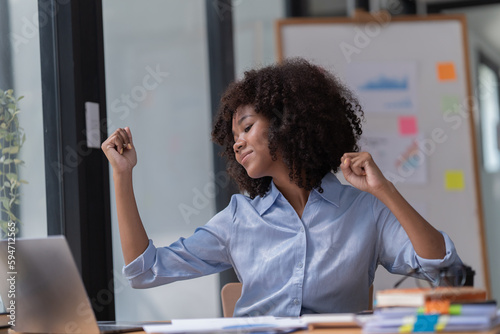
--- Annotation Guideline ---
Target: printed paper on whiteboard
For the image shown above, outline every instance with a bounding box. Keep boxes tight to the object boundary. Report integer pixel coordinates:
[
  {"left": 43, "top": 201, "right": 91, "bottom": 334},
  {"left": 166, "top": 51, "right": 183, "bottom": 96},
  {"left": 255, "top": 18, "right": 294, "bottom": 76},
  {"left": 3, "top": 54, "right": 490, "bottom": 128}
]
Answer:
[
  {"left": 346, "top": 61, "right": 418, "bottom": 114},
  {"left": 360, "top": 133, "right": 427, "bottom": 184}
]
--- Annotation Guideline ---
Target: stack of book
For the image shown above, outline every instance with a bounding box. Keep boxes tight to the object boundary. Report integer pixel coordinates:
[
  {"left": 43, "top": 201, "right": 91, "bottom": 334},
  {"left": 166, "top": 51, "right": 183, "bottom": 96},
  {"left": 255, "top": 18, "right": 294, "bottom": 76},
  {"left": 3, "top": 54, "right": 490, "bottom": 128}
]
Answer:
[{"left": 363, "top": 287, "right": 500, "bottom": 333}]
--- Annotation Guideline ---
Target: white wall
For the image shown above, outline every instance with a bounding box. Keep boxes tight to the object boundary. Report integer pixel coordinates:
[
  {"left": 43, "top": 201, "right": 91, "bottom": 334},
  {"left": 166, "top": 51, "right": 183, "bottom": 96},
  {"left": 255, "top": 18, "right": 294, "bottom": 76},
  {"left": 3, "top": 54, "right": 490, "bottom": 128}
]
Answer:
[{"left": 233, "top": 0, "right": 285, "bottom": 77}]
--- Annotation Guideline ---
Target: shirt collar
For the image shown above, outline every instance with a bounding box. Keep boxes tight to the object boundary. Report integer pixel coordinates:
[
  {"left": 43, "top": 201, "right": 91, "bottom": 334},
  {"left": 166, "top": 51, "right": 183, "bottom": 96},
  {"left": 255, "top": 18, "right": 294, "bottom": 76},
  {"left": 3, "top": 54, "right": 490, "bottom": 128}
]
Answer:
[
  {"left": 253, "top": 180, "right": 281, "bottom": 216},
  {"left": 252, "top": 172, "right": 341, "bottom": 215},
  {"left": 313, "top": 172, "right": 341, "bottom": 207}
]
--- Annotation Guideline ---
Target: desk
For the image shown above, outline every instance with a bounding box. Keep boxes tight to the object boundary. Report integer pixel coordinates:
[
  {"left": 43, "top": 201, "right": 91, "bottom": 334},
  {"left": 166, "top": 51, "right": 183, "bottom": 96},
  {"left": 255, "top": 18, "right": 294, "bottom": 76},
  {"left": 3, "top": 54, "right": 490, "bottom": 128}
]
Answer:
[
  {"left": 7, "top": 324, "right": 500, "bottom": 334},
  {"left": 126, "top": 326, "right": 500, "bottom": 334}
]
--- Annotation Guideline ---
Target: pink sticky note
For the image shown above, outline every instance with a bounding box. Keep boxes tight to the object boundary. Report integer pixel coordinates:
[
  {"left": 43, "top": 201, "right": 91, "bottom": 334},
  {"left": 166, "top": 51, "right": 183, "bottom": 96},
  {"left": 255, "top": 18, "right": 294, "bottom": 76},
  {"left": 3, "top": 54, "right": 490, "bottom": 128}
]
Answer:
[{"left": 398, "top": 116, "right": 418, "bottom": 135}]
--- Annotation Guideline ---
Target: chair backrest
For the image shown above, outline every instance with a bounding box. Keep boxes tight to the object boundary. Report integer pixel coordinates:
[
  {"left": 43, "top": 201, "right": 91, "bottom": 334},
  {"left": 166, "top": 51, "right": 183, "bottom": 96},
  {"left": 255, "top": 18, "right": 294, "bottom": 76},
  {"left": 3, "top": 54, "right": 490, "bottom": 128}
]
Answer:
[
  {"left": 368, "top": 285, "right": 374, "bottom": 310},
  {"left": 221, "top": 282, "right": 242, "bottom": 317},
  {"left": 220, "top": 282, "right": 372, "bottom": 316}
]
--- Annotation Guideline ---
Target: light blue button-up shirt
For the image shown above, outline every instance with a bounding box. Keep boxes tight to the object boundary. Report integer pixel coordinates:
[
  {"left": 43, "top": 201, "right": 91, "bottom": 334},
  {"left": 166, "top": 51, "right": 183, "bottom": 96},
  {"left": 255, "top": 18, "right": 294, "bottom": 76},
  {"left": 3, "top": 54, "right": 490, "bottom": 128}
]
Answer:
[{"left": 123, "top": 172, "right": 461, "bottom": 316}]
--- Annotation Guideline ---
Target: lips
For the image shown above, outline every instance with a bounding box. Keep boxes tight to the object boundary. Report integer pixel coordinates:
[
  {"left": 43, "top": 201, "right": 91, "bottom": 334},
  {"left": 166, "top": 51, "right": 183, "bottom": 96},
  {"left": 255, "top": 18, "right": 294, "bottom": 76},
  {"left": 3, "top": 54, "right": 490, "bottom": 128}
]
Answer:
[{"left": 240, "top": 151, "right": 252, "bottom": 165}]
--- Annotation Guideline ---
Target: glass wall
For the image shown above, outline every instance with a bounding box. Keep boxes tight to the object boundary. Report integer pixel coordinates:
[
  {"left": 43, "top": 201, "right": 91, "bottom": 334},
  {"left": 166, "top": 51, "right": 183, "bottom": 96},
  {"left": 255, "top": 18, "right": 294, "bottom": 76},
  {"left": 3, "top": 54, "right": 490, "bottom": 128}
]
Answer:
[
  {"left": 0, "top": 0, "right": 47, "bottom": 312},
  {"left": 102, "top": 0, "right": 219, "bottom": 320},
  {"left": 1, "top": 1, "right": 47, "bottom": 239}
]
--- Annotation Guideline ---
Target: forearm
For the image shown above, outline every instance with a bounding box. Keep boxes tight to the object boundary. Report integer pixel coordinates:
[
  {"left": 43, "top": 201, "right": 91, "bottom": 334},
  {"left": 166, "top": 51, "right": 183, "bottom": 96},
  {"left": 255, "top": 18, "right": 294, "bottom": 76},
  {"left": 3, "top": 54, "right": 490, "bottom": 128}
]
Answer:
[
  {"left": 376, "top": 182, "right": 446, "bottom": 260},
  {"left": 114, "top": 171, "right": 149, "bottom": 265}
]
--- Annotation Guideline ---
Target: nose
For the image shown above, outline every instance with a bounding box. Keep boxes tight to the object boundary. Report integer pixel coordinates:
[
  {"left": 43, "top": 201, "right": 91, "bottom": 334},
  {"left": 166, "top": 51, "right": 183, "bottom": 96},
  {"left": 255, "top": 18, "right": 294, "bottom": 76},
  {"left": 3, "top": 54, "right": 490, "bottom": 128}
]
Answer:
[{"left": 233, "top": 138, "right": 245, "bottom": 153}]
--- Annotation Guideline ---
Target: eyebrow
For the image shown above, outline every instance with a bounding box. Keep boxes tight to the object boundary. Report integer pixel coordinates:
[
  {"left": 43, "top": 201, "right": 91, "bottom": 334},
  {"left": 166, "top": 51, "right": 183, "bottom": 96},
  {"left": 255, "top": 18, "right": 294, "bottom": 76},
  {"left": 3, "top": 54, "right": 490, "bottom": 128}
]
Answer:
[
  {"left": 238, "top": 114, "right": 252, "bottom": 125},
  {"left": 232, "top": 115, "right": 253, "bottom": 136}
]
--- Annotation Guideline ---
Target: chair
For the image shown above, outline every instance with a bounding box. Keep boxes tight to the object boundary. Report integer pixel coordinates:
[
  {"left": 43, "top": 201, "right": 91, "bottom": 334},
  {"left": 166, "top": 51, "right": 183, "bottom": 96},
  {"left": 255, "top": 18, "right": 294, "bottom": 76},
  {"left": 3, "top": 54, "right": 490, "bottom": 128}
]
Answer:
[
  {"left": 221, "top": 282, "right": 373, "bottom": 316},
  {"left": 368, "top": 285, "right": 374, "bottom": 310},
  {"left": 221, "top": 282, "right": 242, "bottom": 317}
]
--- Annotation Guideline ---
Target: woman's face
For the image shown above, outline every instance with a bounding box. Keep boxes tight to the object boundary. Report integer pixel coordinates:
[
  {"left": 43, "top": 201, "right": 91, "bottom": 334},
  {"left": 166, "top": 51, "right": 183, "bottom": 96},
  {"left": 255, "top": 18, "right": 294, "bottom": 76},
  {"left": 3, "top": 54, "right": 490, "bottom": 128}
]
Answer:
[{"left": 232, "top": 105, "right": 278, "bottom": 179}]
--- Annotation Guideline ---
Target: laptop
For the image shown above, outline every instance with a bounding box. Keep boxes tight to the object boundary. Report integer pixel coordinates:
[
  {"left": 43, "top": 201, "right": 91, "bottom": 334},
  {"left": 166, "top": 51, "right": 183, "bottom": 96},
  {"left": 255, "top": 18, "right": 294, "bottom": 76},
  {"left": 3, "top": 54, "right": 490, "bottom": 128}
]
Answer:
[{"left": 0, "top": 236, "right": 149, "bottom": 333}]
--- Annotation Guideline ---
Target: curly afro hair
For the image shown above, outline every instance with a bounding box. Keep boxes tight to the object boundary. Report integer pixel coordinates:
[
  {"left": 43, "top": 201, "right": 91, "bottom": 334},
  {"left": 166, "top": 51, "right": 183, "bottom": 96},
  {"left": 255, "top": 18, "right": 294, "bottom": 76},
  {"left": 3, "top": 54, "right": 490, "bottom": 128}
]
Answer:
[{"left": 211, "top": 58, "right": 364, "bottom": 199}]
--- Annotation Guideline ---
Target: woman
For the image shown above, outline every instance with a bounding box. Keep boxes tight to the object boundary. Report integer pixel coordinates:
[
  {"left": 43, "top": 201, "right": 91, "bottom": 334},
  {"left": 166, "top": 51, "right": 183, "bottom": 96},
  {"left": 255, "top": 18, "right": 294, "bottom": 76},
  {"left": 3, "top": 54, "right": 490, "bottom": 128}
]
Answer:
[{"left": 101, "top": 58, "right": 461, "bottom": 316}]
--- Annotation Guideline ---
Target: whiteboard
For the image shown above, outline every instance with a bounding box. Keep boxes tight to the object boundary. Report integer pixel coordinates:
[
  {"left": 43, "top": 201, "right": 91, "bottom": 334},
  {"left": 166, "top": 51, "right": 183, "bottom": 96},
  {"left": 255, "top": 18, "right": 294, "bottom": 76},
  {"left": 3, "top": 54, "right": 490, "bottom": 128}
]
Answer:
[{"left": 276, "top": 14, "right": 490, "bottom": 294}]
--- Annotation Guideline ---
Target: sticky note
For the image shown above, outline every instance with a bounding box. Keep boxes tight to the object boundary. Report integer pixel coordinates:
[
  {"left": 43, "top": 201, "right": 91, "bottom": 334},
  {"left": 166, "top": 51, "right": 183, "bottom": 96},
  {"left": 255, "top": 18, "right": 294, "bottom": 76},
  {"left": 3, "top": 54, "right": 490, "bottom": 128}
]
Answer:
[
  {"left": 399, "top": 324, "right": 413, "bottom": 333},
  {"left": 437, "top": 62, "right": 457, "bottom": 81},
  {"left": 414, "top": 314, "right": 439, "bottom": 332},
  {"left": 441, "top": 95, "right": 460, "bottom": 114},
  {"left": 398, "top": 116, "right": 418, "bottom": 135},
  {"left": 445, "top": 170, "right": 465, "bottom": 191},
  {"left": 425, "top": 300, "right": 450, "bottom": 314}
]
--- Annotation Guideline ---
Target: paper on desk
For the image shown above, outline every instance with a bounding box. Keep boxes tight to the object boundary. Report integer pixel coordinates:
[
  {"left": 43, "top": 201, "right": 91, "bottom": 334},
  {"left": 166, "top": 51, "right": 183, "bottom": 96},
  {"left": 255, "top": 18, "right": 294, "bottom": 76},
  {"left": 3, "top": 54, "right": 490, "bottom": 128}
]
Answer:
[{"left": 143, "top": 316, "right": 307, "bottom": 334}]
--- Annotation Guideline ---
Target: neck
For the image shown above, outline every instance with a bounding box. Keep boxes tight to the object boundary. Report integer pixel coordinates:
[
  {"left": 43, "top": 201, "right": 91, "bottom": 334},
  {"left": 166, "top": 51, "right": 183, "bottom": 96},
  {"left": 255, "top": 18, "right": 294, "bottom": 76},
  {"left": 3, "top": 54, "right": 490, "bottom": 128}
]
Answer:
[{"left": 273, "top": 174, "right": 310, "bottom": 219}]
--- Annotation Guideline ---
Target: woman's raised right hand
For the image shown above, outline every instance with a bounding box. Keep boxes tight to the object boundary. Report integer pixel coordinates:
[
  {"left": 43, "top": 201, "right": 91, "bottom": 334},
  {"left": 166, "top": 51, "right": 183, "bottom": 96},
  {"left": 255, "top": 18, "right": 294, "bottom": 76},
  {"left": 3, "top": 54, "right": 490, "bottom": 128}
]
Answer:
[{"left": 101, "top": 127, "right": 137, "bottom": 174}]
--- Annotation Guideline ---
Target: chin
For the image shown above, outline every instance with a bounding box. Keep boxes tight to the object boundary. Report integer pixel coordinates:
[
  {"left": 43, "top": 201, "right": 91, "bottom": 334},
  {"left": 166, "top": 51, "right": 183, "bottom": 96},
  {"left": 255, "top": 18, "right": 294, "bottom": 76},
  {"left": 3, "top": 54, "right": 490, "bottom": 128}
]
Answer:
[{"left": 245, "top": 168, "right": 265, "bottom": 179}]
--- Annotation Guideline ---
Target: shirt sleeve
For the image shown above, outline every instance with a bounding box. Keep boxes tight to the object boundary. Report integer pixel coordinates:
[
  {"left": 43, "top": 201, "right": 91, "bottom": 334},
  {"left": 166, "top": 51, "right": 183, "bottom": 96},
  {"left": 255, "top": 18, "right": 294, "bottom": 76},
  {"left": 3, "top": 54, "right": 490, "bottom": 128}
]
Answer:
[
  {"left": 373, "top": 195, "right": 462, "bottom": 282},
  {"left": 122, "top": 196, "right": 237, "bottom": 288}
]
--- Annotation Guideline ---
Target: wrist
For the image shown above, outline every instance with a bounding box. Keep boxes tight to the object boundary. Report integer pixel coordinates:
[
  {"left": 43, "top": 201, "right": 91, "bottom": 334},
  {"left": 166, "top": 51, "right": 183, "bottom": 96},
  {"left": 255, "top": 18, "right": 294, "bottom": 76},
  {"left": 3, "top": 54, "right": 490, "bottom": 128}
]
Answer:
[
  {"left": 113, "top": 169, "right": 133, "bottom": 181},
  {"left": 373, "top": 180, "right": 397, "bottom": 202}
]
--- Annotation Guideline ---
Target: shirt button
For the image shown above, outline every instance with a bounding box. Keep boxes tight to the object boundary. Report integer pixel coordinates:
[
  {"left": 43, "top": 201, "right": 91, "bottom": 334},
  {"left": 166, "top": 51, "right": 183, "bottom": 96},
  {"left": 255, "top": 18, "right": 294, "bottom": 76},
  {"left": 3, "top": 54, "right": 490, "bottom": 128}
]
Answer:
[
  {"left": 293, "top": 298, "right": 300, "bottom": 305},
  {"left": 299, "top": 227, "right": 304, "bottom": 232},
  {"left": 297, "top": 262, "right": 303, "bottom": 269}
]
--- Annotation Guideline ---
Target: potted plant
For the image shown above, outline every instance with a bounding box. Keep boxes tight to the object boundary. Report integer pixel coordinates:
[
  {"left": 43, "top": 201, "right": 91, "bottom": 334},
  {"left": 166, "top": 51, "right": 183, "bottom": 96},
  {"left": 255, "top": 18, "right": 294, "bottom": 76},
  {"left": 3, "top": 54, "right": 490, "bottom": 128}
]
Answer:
[{"left": 0, "top": 89, "right": 26, "bottom": 239}]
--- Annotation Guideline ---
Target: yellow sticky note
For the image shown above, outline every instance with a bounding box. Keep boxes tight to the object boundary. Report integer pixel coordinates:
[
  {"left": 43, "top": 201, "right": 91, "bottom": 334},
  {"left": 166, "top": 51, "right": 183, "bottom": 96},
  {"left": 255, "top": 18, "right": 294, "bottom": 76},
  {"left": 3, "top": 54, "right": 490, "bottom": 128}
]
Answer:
[
  {"left": 399, "top": 324, "right": 413, "bottom": 333},
  {"left": 437, "top": 62, "right": 457, "bottom": 81},
  {"left": 445, "top": 170, "right": 465, "bottom": 191}
]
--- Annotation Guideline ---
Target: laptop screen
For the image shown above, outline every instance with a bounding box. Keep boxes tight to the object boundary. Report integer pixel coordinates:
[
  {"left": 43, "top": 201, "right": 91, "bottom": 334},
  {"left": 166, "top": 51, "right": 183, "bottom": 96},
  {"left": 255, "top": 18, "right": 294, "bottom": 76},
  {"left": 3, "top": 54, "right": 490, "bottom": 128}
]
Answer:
[{"left": 0, "top": 236, "right": 101, "bottom": 333}]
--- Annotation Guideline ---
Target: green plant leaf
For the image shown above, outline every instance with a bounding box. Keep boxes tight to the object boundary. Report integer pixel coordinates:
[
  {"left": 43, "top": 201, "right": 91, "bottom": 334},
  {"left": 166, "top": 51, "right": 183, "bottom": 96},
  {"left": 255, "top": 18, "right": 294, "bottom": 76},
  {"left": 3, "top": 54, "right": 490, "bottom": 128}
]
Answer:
[
  {"left": 8, "top": 146, "right": 19, "bottom": 154},
  {"left": 6, "top": 173, "right": 17, "bottom": 182},
  {"left": 19, "top": 179, "right": 28, "bottom": 184},
  {"left": 1, "top": 198, "right": 9, "bottom": 210}
]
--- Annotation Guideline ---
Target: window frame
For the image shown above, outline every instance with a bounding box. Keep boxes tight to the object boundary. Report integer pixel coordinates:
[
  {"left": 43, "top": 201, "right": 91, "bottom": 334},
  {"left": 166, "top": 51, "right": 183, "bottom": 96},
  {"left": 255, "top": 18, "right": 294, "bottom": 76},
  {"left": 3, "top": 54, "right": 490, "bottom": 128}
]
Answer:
[{"left": 478, "top": 52, "right": 500, "bottom": 173}]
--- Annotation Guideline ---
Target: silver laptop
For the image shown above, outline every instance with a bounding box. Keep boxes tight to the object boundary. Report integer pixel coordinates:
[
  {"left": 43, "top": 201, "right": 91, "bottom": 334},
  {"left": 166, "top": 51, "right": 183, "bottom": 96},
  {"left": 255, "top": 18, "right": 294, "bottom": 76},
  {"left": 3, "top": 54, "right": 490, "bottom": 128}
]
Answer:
[{"left": 0, "top": 236, "right": 145, "bottom": 333}]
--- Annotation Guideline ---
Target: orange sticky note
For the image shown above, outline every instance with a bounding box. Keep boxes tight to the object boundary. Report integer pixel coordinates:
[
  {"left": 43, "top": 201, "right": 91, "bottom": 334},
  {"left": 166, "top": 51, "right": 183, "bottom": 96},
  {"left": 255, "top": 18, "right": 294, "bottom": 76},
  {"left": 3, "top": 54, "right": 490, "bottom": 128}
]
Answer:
[
  {"left": 425, "top": 300, "right": 451, "bottom": 314},
  {"left": 437, "top": 62, "right": 457, "bottom": 81},
  {"left": 445, "top": 170, "right": 465, "bottom": 191},
  {"left": 398, "top": 116, "right": 418, "bottom": 135}
]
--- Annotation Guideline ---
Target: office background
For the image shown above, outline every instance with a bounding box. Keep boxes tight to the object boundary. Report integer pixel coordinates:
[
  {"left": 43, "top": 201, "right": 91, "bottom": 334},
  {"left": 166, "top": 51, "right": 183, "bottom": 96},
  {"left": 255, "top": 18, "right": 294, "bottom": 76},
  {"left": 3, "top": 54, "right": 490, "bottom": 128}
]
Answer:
[{"left": 1, "top": 0, "right": 499, "bottom": 322}]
